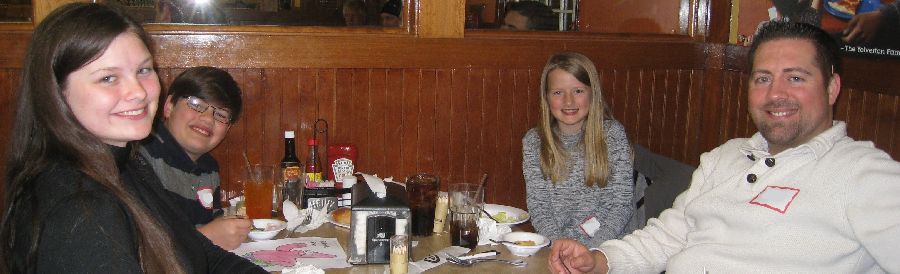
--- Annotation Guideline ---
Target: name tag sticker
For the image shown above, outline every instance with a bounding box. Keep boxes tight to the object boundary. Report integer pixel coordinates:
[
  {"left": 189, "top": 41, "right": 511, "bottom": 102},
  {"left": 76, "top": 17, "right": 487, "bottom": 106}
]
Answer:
[
  {"left": 749, "top": 186, "right": 800, "bottom": 214},
  {"left": 196, "top": 186, "right": 214, "bottom": 209},
  {"left": 579, "top": 215, "right": 602, "bottom": 237}
]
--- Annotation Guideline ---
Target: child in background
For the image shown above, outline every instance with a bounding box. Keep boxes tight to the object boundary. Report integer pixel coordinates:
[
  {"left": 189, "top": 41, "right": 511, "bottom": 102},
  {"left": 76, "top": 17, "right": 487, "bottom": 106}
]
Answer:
[
  {"left": 522, "top": 52, "right": 635, "bottom": 247},
  {"left": 140, "top": 66, "right": 252, "bottom": 250}
]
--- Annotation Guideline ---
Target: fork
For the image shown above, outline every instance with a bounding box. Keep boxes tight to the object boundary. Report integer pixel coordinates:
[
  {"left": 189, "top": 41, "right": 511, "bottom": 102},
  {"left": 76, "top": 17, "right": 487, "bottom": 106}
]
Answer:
[
  {"left": 283, "top": 214, "right": 313, "bottom": 238},
  {"left": 447, "top": 253, "right": 527, "bottom": 267}
]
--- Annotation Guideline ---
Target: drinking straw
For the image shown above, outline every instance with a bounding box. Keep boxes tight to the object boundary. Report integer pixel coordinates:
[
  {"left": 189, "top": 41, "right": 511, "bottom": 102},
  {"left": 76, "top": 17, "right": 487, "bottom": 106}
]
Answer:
[
  {"left": 477, "top": 173, "right": 499, "bottom": 222},
  {"left": 242, "top": 151, "right": 260, "bottom": 183}
]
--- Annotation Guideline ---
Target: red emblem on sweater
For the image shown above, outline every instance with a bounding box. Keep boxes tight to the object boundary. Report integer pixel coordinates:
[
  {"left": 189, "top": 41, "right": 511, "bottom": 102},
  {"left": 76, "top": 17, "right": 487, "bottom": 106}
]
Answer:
[{"left": 749, "top": 186, "right": 800, "bottom": 214}]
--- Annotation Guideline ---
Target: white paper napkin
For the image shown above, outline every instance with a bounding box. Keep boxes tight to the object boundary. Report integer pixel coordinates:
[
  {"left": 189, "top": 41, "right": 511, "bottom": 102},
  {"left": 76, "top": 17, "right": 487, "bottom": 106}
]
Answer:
[
  {"left": 283, "top": 201, "right": 329, "bottom": 233},
  {"left": 280, "top": 262, "right": 325, "bottom": 274},
  {"left": 477, "top": 218, "right": 512, "bottom": 246},
  {"left": 408, "top": 246, "right": 470, "bottom": 274},
  {"left": 360, "top": 173, "right": 389, "bottom": 198}
]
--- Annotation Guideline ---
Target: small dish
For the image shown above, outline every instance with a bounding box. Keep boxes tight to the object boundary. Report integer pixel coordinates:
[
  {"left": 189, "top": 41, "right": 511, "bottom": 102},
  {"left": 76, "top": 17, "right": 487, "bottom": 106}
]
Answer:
[
  {"left": 482, "top": 204, "right": 530, "bottom": 225},
  {"left": 248, "top": 219, "right": 286, "bottom": 241},
  {"left": 500, "top": 232, "right": 549, "bottom": 257}
]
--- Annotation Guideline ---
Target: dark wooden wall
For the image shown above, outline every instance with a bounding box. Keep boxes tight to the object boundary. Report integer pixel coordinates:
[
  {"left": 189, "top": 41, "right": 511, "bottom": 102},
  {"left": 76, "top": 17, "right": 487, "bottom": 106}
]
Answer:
[{"left": 0, "top": 30, "right": 898, "bottom": 211}]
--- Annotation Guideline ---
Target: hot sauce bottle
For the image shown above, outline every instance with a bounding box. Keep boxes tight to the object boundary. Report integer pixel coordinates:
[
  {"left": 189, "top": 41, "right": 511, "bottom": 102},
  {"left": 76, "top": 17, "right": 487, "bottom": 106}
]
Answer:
[{"left": 305, "top": 138, "right": 323, "bottom": 187}]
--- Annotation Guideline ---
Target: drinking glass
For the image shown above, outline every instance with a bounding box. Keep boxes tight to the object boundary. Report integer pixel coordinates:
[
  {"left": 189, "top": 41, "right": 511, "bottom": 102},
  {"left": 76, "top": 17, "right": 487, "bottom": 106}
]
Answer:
[
  {"left": 242, "top": 164, "right": 275, "bottom": 219},
  {"left": 406, "top": 173, "right": 440, "bottom": 236},
  {"left": 448, "top": 183, "right": 482, "bottom": 248}
]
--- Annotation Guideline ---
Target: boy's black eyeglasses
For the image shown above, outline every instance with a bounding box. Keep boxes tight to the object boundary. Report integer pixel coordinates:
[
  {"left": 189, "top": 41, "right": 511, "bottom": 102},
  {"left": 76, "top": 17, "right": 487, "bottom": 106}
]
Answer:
[{"left": 185, "top": 96, "right": 232, "bottom": 124}]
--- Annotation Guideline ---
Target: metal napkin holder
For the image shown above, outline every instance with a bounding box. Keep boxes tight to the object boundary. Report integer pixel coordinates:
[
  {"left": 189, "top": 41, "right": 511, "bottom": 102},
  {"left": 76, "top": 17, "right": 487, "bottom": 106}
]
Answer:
[{"left": 346, "top": 179, "right": 410, "bottom": 264}]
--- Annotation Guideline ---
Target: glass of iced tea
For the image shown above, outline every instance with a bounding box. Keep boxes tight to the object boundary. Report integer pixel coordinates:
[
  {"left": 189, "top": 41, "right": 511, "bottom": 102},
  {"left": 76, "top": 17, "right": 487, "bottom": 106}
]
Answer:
[
  {"left": 449, "top": 183, "right": 482, "bottom": 249},
  {"left": 242, "top": 164, "right": 275, "bottom": 219}
]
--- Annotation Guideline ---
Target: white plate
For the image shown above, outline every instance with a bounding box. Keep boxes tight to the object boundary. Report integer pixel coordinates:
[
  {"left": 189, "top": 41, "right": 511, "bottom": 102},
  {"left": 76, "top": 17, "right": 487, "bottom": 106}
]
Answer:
[{"left": 482, "top": 204, "right": 530, "bottom": 225}]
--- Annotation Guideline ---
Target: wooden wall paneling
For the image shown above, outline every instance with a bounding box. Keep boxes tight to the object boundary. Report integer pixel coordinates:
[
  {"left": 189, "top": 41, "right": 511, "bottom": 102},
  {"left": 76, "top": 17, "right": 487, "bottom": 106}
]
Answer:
[
  {"left": 479, "top": 69, "right": 499, "bottom": 203},
  {"left": 683, "top": 70, "right": 705, "bottom": 166},
  {"left": 297, "top": 69, "right": 319, "bottom": 157},
  {"left": 365, "top": 69, "right": 388, "bottom": 176},
  {"left": 696, "top": 47, "right": 725, "bottom": 159},
  {"left": 400, "top": 69, "right": 421, "bottom": 178},
  {"left": 349, "top": 69, "right": 371, "bottom": 172},
  {"left": 496, "top": 69, "right": 517, "bottom": 206},
  {"left": 433, "top": 69, "right": 453, "bottom": 189},
  {"left": 445, "top": 69, "right": 466, "bottom": 185},
  {"left": 463, "top": 69, "right": 484, "bottom": 184},
  {"left": 652, "top": 70, "right": 678, "bottom": 155},
  {"left": 333, "top": 69, "right": 354, "bottom": 145},
  {"left": 235, "top": 69, "right": 265, "bottom": 165},
  {"left": 718, "top": 71, "right": 739, "bottom": 144},
  {"left": 623, "top": 69, "right": 644, "bottom": 146},
  {"left": 637, "top": 70, "right": 654, "bottom": 148},
  {"left": 416, "top": 70, "right": 438, "bottom": 174},
  {"left": 277, "top": 68, "right": 301, "bottom": 140},
  {"left": 507, "top": 68, "right": 533, "bottom": 210},
  {"left": 670, "top": 70, "right": 692, "bottom": 161},
  {"left": 416, "top": 0, "right": 465, "bottom": 38},
  {"left": 315, "top": 69, "right": 337, "bottom": 153},
  {"left": 383, "top": 69, "right": 405, "bottom": 177},
  {"left": 859, "top": 90, "right": 880, "bottom": 144},
  {"left": 652, "top": 70, "right": 673, "bottom": 154},
  {"left": 841, "top": 88, "right": 865, "bottom": 144}
]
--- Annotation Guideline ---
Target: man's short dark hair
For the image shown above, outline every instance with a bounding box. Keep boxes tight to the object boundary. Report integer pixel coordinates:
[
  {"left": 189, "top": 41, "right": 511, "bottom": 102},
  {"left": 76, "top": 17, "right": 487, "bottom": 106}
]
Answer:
[
  {"left": 168, "top": 66, "right": 243, "bottom": 123},
  {"left": 748, "top": 21, "right": 842, "bottom": 82},
  {"left": 506, "top": 1, "right": 558, "bottom": 31}
]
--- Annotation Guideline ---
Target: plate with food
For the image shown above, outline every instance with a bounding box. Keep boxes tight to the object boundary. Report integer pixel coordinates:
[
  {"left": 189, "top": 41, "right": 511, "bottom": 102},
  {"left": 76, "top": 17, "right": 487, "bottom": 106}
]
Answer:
[
  {"left": 482, "top": 204, "right": 530, "bottom": 225},
  {"left": 825, "top": 0, "right": 860, "bottom": 20},
  {"left": 327, "top": 207, "right": 351, "bottom": 229}
]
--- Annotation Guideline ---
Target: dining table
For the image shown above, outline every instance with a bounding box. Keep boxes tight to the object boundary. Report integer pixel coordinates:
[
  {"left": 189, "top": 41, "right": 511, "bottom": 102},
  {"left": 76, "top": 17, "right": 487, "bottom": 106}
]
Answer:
[{"left": 268, "top": 222, "right": 552, "bottom": 273}]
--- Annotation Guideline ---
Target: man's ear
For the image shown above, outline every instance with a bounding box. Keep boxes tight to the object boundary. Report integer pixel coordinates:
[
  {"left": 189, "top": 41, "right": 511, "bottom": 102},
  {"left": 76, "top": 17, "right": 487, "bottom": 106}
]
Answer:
[
  {"left": 163, "top": 95, "right": 175, "bottom": 119},
  {"left": 827, "top": 73, "right": 841, "bottom": 106}
]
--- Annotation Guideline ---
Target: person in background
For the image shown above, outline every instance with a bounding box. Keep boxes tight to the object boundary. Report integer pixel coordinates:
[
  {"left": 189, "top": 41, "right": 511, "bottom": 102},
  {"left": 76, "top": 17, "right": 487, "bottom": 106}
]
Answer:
[
  {"left": 843, "top": 1, "right": 899, "bottom": 45},
  {"left": 0, "top": 3, "right": 264, "bottom": 273},
  {"left": 343, "top": 0, "right": 367, "bottom": 26},
  {"left": 522, "top": 52, "right": 635, "bottom": 248},
  {"left": 501, "top": 0, "right": 559, "bottom": 31},
  {"left": 380, "top": 0, "right": 401, "bottom": 27},
  {"left": 140, "top": 66, "right": 251, "bottom": 250},
  {"left": 772, "top": 0, "right": 820, "bottom": 26},
  {"left": 549, "top": 21, "right": 900, "bottom": 274}
]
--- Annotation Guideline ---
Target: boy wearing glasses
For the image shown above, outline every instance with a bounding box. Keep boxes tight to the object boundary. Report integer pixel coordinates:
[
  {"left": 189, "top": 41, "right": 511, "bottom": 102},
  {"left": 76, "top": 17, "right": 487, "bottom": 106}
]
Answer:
[{"left": 140, "top": 66, "right": 252, "bottom": 250}]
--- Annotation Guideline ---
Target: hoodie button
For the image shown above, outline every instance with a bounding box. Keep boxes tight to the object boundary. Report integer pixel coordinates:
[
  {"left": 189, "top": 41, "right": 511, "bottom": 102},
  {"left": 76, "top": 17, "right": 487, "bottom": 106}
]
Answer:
[
  {"left": 747, "top": 174, "right": 758, "bottom": 183},
  {"left": 765, "top": 158, "right": 775, "bottom": 167}
]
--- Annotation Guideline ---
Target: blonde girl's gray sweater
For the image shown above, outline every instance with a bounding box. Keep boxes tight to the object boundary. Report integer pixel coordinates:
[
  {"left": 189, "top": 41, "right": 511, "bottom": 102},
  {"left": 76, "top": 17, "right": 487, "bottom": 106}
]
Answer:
[{"left": 522, "top": 119, "right": 634, "bottom": 247}]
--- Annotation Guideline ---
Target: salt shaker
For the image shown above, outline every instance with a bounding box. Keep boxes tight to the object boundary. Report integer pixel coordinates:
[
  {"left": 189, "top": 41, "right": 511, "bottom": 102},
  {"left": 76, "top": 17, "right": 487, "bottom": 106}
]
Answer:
[{"left": 433, "top": 191, "right": 449, "bottom": 233}]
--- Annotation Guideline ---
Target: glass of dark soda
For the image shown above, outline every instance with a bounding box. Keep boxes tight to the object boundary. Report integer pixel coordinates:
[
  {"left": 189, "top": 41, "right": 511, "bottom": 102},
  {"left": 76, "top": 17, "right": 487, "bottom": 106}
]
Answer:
[
  {"left": 406, "top": 173, "right": 440, "bottom": 236},
  {"left": 448, "top": 183, "right": 482, "bottom": 248}
]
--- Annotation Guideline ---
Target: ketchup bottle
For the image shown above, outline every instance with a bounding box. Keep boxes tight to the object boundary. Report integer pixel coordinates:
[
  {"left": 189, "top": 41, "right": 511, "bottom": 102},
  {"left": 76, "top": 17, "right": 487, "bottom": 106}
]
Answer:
[{"left": 327, "top": 143, "right": 358, "bottom": 188}]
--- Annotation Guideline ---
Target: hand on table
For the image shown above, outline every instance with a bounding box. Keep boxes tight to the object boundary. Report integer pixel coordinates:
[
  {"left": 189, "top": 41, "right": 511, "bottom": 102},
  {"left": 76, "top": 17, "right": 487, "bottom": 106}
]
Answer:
[
  {"left": 198, "top": 217, "right": 252, "bottom": 250},
  {"left": 548, "top": 239, "right": 608, "bottom": 274},
  {"left": 843, "top": 10, "right": 884, "bottom": 44}
]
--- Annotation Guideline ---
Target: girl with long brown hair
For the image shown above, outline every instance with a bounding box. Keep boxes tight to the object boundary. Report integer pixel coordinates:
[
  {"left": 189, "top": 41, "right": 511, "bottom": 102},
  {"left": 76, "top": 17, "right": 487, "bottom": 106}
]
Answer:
[{"left": 0, "top": 3, "right": 263, "bottom": 273}]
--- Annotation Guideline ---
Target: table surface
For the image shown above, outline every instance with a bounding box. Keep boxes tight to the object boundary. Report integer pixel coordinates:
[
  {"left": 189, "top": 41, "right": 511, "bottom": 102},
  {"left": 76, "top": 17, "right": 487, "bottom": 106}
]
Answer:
[{"left": 272, "top": 223, "right": 550, "bottom": 273}]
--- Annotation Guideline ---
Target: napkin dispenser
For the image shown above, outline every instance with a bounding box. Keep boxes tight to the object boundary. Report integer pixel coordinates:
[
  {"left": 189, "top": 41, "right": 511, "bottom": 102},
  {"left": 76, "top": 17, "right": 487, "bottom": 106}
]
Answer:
[{"left": 347, "top": 178, "right": 410, "bottom": 264}]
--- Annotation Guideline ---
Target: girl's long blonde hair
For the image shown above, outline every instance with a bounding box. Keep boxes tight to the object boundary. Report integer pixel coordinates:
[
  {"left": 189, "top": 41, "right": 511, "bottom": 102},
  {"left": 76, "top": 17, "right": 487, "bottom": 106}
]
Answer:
[{"left": 537, "top": 52, "right": 611, "bottom": 187}]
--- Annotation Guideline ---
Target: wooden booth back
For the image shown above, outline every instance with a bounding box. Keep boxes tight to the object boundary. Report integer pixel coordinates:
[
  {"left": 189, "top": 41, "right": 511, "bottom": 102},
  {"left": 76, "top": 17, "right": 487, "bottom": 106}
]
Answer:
[{"left": 0, "top": 31, "right": 898, "bottom": 210}]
